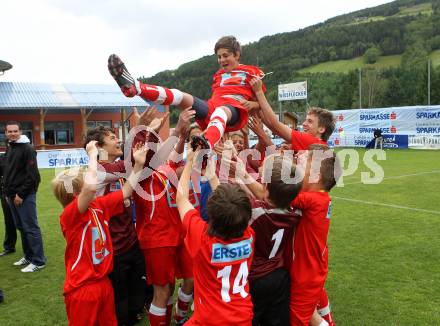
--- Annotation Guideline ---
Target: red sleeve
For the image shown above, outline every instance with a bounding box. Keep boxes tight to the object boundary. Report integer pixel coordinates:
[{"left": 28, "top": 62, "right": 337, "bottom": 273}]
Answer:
[
  {"left": 95, "top": 190, "right": 125, "bottom": 221},
  {"left": 183, "top": 209, "right": 206, "bottom": 258},
  {"left": 60, "top": 198, "right": 84, "bottom": 230},
  {"left": 291, "top": 130, "right": 326, "bottom": 151},
  {"left": 291, "top": 192, "right": 307, "bottom": 210},
  {"left": 168, "top": 160, "right": 184, "bottom": 170}
]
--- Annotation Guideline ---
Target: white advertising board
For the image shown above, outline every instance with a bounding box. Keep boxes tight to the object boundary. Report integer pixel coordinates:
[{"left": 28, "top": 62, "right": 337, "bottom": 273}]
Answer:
[{"left": 278, "top": 81, "right": 307, "bottom": 101}]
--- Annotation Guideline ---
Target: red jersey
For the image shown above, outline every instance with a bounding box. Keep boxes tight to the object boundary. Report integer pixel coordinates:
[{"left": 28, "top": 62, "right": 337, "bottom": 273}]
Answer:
[
  {"left": 249, "top": 199, "right": 300, "bottom": 281},
  {"left": 60, "top": 191, "right": 124, "bottom": 294},
  {"left": 291, "top": 129, "right": 327, "bottom": 152},
  {"left": 134, "top": 165, "right": 200, "bottom": 249},
  {"left": 183, "top": 209, "right": 254, "bottom": 326},
  {"left": 202, "top": 64, "right": 266, "bottom": 132},
  {"left": 290, "top": 191, "right": 332, "bottom": 295}
]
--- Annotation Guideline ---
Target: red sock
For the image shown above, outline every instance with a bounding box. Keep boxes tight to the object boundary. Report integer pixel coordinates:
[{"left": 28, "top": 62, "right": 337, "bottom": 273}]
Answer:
[
  {"left": 317, "top": 288, "right": 336, "bottom": 326},
  {"left": 174, "top": 288, "right": 193, "bottom": 323},
  {"left": 149, "top": 304, "right": 167, "bottom": 326},
  {"left": 204, "top": 108, "right": 227, "bottom": 149},
  {"left": 166, "top": 298, "right": 173, "bottom": 326},
  {"left": 139, "top": 83, "right": 183, "bottom": 105}
]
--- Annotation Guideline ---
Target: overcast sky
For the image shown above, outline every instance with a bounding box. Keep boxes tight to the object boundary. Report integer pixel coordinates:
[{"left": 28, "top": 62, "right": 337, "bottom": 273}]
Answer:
[{"left": 1, "top": 0, "right": 393, "bottom": 84}]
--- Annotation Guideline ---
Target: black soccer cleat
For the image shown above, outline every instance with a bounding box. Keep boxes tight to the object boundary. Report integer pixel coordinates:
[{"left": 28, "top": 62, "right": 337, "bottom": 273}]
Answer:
[
  {"left": 108, "top": 54, "right": 138, "bottom": 97},
  {"left": 190, "top": 135, "right": 210, "bottom": 151}
]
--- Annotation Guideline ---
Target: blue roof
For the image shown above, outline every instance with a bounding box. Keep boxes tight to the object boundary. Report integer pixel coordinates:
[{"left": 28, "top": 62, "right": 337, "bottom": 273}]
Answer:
[{"left": 0, "top": 82, "right": 158, "bottom": 110}]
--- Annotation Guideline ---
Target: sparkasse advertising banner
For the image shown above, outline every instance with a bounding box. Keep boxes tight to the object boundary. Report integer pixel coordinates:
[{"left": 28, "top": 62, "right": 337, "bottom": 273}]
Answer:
[
  {"left": 37, "top": 148, "right": 89, "bottom": 168},
  {"left": 278, "top": 81, "right": 307, "bottom": 101},
  {"left": 329, "top": 105, "right": 440, "bottom": 148}
]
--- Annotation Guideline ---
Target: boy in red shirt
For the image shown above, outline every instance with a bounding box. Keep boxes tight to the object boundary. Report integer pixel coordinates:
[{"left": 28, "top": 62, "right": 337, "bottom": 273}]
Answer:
[
  {"left": 249, "top": 78, "right": 334, "bottom": 152},
  {"left": 108, "top": 35, "right": 266, "bottom": 151},
  {"left": 85, "top": 124, "right": 154, "bottom": 326},
  {"left": 289, "top": 144, "right": 340, "bottom": 326},
  {"left": 51, "top": 140, "right": 147, "bottom": 326},
  {"left": 176, "top": 149, "right": 254, "bottom": 326},
  {"left": 225, "top": 153, "right": 303, "bottom": 326},
  {"left": 134, "top": 160, "right": 197, "bottom": 326},
  {"left": 88, "top": 107, "right": 196, "bottom": 326},
  {"left": 249, "top": 77, "right": 337, "bottom": 324},
  {"left": 230, "top": 145, "right": 339, "bottom": 326}
]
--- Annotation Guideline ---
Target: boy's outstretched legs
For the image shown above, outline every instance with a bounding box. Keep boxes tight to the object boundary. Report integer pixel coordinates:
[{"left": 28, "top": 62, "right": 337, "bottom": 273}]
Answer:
[
  {"left": 191, "top": 106, "right": 236, "bottom": 151},
  {"left": 108, "top": 54, "right": 237, "bottom": 151},
  {"left": 108, "top": 54, "right": 193, "bottom": 107}
]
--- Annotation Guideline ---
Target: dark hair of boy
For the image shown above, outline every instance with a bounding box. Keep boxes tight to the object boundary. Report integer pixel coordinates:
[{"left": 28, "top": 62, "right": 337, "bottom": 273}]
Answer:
[
  {"left": 83, "top": 126, "right": 114, "bottom": 148},
  {"left": 266, "top": 156, "right": 302, "bottom": 209},
  {"left": 186, "top": 124, "right": 201, "bottom": 143},
  {"left": 308, "top": 144, "right": 340, "bottom": 191},
  {"left": 206, "top": 183, "right": 251, "bottom": 240},
  {"left": 5, "top": 121, "right": 21, "bottom": 130},
  {"left": 214, "top": 36, "right": 241, "bottom": 56},
  {"left": 307, "top": 107, "right": 335, "bottom": 141}
]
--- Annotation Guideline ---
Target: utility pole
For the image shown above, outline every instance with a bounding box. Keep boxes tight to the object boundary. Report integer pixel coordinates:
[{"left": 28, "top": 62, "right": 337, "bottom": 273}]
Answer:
[
  {"left": 428, "top": 59, "right": 431, "bottom": 106},
  {"left": 279, "top": 101, "right": 283, "bottom": 121},
  {"left": 359, "top": 68, "right": 362, "bottom": 109}
]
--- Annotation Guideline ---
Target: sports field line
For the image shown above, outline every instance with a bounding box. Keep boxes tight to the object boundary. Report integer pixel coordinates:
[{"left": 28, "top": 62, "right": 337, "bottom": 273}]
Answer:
[
  {"left": 333, "top": 196, "right": 440, "bottom": 215},
  {"left": 342, "top": 170, "right": 440, "bottom": 185}
]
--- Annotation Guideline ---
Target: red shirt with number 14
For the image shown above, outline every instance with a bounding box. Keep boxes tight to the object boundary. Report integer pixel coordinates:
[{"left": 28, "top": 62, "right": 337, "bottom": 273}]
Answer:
[{"left": 183, "top": 209, "right": 254, "bottom": 326}]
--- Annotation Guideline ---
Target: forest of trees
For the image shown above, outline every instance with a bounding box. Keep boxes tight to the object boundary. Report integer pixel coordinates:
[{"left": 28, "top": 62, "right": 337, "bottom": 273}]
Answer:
[{"left": 141, "top": 0, "right": 440, "bottom": 123}]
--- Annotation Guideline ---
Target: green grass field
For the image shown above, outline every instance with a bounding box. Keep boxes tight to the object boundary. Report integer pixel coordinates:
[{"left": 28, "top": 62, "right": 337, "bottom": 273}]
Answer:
[{"left": 0, "top": 149, "right": 439, "bottom": 325}]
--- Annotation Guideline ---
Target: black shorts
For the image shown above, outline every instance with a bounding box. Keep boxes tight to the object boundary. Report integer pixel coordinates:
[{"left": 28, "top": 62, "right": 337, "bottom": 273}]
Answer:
[
  {"left": 109, "top": 243, "right": 149, "bottom": 325},
  {"left": 249, "top": 268, "right": 290, "bottom": 326},
  {"left": 192, "top": 96, "right": 240, "bottom": 126}
]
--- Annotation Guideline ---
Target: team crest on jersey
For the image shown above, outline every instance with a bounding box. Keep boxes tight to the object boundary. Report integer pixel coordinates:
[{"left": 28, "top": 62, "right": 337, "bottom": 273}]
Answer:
[
  {"left": 327, "top": 201, "right": 332, "bottom": 219},
  {"left": 109, "top": 181, "right": 122, "bottom": 192},
  {"left": 211, "top": 238, "right": 252, "bottom": 263},
  {"left": 220, "top": 72, "right": 246, "bottom": 87},
  {"left": 92, "top": 227, "right": 109, "bottom": 265}
]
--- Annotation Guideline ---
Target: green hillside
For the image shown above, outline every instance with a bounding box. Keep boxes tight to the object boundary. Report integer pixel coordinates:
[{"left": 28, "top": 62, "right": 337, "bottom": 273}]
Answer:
[
  {"left": 299, "top": 49, "right": 440, "bottom": 74},
  {"left": 143, "top": 0, "right": 440, "bottom": 117},
  {"left": 299, "top": 55, "right": 402, "bottom": 74}
]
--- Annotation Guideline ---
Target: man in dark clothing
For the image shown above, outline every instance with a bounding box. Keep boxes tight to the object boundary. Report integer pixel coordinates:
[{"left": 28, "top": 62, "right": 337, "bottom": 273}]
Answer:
[
  {"left": 0, "top": 153, "right": 17, "bottom": 256},
  {"left": 3, "top": 121, "right": 46, "bottom": 272},
  {"left": 373, "top": 128, "right": 383, "bottom": 149}
]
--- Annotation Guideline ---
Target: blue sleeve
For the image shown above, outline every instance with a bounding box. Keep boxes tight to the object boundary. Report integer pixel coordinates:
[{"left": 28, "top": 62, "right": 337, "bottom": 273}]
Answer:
[{"left": 199, "top": 181, "right": 212, "bottom": 222}]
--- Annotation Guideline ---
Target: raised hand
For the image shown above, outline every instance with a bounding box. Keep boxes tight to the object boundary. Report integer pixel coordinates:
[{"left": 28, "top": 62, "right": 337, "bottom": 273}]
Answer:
[
  {"left": 149, "top": 111, "right": 170, "bottom": 133},
  {"left": 132, "top": 142, "right": 148, "bottom": 167},
  {"left": 175, "top": 107, "right": 196, "bottom": 138},
  {"left": 248, "top": 116, "right": 265, "bottom": 137},
  {"left": 85, "top": 140, "right": 99, "bottom": 157},
  {"left": 250, "top": 77, "right": 263, "bottom": 93},
  {"left": 240, "top": 99, "right": 260, "bottom": 113}
]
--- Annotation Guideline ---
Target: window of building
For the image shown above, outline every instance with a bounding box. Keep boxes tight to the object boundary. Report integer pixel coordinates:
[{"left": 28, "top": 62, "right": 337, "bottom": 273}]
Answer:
[
  {"left": 44, "top": 121, "right": 74, "bottom": 145},
  {"left": 87, "top": 120, "right": 112, "bottom": 130},
  {"left": 0, "top": 121, "right": 34, "bottom": 146}
]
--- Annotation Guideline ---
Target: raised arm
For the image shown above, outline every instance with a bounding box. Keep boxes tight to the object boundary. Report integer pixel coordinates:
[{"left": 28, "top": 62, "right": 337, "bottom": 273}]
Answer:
[
  {"left": 250, "top": 78, "right": 293, "bottom": 143},
  {"left": 122, "top": 143, "right": 148, "bottom": 199},
  {"left": 222, "top": 152, "right": 265, "bottom": 200},
  {"left": 205, "top": 156, "right": 219, "bottom": 191},
  {"left": 77, "top": 141, "right": 99, "bottom": 214},
  {"left": 176, "top": 149, "right": 197, "bottom": 220},
  {"left": 169, "top": 108, "right": 196, "bottom": 163}
]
